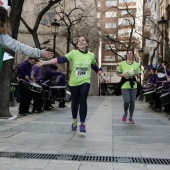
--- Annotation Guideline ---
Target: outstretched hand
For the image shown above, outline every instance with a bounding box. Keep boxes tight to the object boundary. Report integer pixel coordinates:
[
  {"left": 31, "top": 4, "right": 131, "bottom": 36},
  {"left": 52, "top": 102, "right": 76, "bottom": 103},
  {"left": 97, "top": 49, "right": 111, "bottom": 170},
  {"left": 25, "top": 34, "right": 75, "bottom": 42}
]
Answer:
[
  {"left": 123, "top": 72, "right": 130, "bottom": 78},
  {"left": 36, "top": 60, "right": 44, "bottom": 67},
  {"left": 43, "top": 48, "right": 53, "bottom": 58},
  {"left": 133, "top": 69, "right": 138, "bottom": 75},
  {"left": 62, "top": 70, "right": 67, "bottom": 75}
]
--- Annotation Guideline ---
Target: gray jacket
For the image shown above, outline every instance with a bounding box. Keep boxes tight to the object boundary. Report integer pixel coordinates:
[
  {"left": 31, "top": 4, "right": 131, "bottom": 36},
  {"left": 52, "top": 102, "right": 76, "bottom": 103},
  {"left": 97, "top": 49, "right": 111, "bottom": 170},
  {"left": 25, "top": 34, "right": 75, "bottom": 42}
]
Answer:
[{"left": 0, "top": 34, "right": 44, "bottom": 58}]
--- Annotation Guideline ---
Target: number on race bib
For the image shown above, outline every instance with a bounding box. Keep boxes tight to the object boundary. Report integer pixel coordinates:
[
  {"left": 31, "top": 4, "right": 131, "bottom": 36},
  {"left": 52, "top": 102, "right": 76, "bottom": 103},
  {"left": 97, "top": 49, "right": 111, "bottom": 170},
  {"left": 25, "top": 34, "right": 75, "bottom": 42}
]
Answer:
[{"left": 78, "top": 71, "right": 86, "bottom": 75}]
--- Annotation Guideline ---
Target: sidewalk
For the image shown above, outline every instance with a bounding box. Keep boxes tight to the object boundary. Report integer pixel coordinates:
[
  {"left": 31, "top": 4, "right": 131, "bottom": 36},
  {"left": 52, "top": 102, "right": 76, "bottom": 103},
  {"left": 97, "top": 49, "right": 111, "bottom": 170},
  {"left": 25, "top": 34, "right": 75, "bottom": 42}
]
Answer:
[{"left": 0, "top": 96, "right": 170, "bottom": 170}]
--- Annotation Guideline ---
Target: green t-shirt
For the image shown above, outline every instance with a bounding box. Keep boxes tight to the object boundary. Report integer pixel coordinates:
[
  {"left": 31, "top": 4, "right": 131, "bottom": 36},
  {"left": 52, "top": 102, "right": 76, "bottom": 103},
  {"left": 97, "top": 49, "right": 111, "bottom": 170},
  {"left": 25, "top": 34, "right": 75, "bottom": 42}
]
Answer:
[
  {"left": 117, "top": 61, "right": 141, "bottom": 89},
  {"left": 65, "top": 50, "right": 96, "bottom": 86},
  {"left": 0, "top": 48, "right": 4, "bottom": 71}
]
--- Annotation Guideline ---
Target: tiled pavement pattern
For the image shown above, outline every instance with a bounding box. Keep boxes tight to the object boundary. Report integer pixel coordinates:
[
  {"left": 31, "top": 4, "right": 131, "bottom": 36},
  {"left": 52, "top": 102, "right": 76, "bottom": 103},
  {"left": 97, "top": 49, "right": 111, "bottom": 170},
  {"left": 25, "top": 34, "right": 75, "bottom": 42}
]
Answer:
[{"left": 0, "top": 96, "right": 170, "bottom": 169}]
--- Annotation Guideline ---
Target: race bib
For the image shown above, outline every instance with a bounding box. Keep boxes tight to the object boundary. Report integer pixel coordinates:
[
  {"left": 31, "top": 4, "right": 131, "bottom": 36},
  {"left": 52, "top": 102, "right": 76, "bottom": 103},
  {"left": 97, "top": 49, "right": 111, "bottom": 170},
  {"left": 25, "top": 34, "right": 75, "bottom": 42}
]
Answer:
[{"left": 76, "top": 67, "right": 88, "bottom": 76}]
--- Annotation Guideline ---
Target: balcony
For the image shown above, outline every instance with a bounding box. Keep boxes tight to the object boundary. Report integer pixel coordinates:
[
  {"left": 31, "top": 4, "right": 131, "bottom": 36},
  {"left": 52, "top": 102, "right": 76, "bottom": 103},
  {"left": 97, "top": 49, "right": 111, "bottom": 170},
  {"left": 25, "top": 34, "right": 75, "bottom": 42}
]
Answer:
[{"left": 119, "top": 2, "right": 136, "bottom": 9}]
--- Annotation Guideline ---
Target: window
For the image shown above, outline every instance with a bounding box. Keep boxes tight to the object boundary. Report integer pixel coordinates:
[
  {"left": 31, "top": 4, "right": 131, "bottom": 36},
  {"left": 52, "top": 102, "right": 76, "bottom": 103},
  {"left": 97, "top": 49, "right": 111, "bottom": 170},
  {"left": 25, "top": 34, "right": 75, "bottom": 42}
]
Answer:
[
  {"left": 155, "top": 2, "right": 156, "bottom": 11},
  {"left": 105, "top": 23, "right": 116, "bottom": 28},
  {"left": 118, "top": 29, "right": 131, "bottom": 37},
  {"left": 118, "top": 56, "right": 123, "bottom": 60},
  {"left": 106, "top": 0, "right": 117, "bottom": 7},
  {"left": 118, "top": 18, "right": 134, "bottom": 26},
  {"left": 117, "top": 51, "right": 126, "bottom": 59},
  {"left": 108, "top": 66, "right": 117, "bottom": 71},
  {"left": 119, "top": 0, "right": 137, "bottom": 3},
  {"left": 97, "top": 12, "right": 101, "bottom": 18},
  {"left": 97, "top": 2, "right": 101, "bottom": 7},
  {"left": 105, "top": 44, "right": 115, "bottom": 50},
  {"left": 104, "top": 55, "right": 116, "bottom": 61},
  {"left": 109, "top": 34, "right": 116, "bottom": 38},
  {"left": 121, "top": 10, "right": 134, "bottom": 16},
  {"left": 106, "top": 11, "right": 117, "bottom": 17},
  {"left": 146, "top": 16, "right": 151, "bottom": 25}
]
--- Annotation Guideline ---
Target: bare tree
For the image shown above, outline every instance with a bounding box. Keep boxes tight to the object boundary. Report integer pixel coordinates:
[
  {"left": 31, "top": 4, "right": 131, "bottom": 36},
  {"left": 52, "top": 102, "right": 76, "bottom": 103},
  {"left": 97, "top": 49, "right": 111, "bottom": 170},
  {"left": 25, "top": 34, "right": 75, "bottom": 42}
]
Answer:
[
  {"left": 20, "top": 0, "right": 62, "bottom": 49},
  {"left": 0, "top": 0, "right": 62, "bottom": 117},
  {"left": 97, "top": 0, "right": 141, "bottom": 61},
  {"left": 51, "top": 0, "right": 98, "bottom": 75},
  {"left": 134, "top": 13, "right": 162, "bottom": 67},
  {"left": 0, "top": 0, "right": 25, "bottom": 117}
]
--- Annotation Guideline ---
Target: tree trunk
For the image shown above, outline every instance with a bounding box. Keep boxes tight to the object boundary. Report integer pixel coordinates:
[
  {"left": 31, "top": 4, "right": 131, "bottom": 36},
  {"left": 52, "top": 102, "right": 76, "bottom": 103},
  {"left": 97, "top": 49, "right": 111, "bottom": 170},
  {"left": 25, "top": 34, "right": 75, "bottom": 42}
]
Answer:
[{"left": 0, "top": 0, "right": 25, "bottom": 117}]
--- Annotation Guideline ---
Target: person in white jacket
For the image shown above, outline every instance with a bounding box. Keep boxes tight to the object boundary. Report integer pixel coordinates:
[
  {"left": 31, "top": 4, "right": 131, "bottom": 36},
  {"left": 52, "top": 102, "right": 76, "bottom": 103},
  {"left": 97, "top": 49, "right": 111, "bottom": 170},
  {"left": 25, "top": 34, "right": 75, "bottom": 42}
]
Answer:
[{"left": 0, "top": 6, "right": 53, "bottom": 70}]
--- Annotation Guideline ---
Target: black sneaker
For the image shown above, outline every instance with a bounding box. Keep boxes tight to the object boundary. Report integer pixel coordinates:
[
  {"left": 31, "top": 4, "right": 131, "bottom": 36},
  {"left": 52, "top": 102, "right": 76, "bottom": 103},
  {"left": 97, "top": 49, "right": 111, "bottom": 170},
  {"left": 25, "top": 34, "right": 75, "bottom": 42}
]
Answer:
[
  {"left": 58, "top": 106, "right": 64, "bottom": 108},
  {"left": 19, "top": 112, "right": 27, "bottom": 116}
]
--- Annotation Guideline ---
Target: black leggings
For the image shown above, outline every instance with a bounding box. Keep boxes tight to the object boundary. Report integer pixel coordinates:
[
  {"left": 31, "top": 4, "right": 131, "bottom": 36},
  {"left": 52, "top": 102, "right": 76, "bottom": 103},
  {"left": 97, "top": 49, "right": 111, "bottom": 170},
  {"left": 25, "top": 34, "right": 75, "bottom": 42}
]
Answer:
[{"left": 69, "top": 83, "right": 90, "bottom": 123}]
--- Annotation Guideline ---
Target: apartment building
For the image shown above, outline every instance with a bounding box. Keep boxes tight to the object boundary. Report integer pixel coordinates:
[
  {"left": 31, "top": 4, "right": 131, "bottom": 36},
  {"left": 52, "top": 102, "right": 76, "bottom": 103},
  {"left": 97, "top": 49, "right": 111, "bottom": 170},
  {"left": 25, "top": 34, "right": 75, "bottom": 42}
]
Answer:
[
  {"left": 141, "top": 0, "right": 160, "bottom": 66},
  {"left": 160, "top": 0, "right": 170, "bottom": 63},
  {"left": 96, "top": 0, "right": 142, "bottom": 84}
]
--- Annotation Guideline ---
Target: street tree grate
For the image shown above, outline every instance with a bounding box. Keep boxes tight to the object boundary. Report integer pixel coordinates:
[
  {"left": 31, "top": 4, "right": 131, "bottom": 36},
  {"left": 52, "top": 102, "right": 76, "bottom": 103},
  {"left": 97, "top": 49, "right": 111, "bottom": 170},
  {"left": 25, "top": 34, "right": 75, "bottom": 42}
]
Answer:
[{"left": 0, "top": 151, "right": 170, "bottom": 165}]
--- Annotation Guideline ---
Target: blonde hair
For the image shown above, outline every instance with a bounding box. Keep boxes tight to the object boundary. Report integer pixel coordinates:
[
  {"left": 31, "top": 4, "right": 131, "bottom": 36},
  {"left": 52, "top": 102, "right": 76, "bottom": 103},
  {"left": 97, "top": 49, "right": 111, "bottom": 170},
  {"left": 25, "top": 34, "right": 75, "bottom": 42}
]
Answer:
[{"left": 0, "top": 6, "right": 11, "bottom": 34}]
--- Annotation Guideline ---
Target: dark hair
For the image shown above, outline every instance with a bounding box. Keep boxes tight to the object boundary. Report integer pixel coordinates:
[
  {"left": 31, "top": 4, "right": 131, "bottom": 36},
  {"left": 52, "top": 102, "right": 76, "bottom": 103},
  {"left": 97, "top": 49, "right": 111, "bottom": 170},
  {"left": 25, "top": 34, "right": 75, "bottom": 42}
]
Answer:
[
  {"left": 126, "top": 49, "right": 134, "bottom": 56},
  {"left": 157, "top": 68, "right": 164, "bottom": 73},
  {"left": 49, "top": 64, "right": 58, "bottom": 70},
  {"left": 162, "top": 60, "right": 168, "bottom": 65},
  {"left": 166, "top": 63, "right": 170, "bottom": 69},
  {"left": 151, "top": 67, "right": 157, "bottom": 74},
  {"left": 28, "top": 57, "right": 38, "bottom": 62},
  {"left": 0, "top": 6, "right": 10, "bottom": 34}
]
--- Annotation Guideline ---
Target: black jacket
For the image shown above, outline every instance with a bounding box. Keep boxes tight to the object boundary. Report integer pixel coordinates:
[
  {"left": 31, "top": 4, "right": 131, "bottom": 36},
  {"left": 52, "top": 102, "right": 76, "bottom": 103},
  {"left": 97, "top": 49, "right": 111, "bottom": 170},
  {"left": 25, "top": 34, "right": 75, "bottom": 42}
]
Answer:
[{"left": 114, "top": 77, "right": 137, "bottom": 96}]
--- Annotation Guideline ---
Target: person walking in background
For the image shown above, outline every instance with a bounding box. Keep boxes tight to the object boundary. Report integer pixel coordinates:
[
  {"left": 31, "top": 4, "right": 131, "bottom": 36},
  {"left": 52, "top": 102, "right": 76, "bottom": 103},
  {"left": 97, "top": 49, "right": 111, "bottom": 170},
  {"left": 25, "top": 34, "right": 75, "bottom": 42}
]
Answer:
[
  {"left": 57, "top": 70, "right": 67, "bottom": 108},
  {"left": 117, "top": 49, "right": 141, "bottom": 124},
  {"left": 0, "top": 6, "right": 53, "bottom": 71},
  {"left": 36, "top": 36, "right": 108, "bottom": 133}
]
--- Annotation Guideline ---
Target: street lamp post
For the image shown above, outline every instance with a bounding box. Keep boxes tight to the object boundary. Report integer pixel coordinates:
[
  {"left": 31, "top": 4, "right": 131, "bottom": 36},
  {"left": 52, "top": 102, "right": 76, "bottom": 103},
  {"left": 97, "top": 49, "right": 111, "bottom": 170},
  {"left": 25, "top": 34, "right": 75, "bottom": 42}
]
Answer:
[
  {"left": 110, "top": 73, "right": 113, "bottom": 83},
  {"left": 158, "top": 16, "right": 167, "bottom": 63},
  {"left": 51, "top": 19, "right": 60, "bottom": 58}
]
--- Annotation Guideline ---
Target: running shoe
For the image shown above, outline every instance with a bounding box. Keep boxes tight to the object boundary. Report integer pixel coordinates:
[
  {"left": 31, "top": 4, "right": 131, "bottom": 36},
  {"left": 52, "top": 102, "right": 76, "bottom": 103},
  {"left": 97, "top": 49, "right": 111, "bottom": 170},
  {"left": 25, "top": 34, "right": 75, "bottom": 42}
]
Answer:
[
  {"left": 122, "top": 115, "right": 127, "bottom": 123},
  {"left": 80, "top": 123, "right": 86, "bottom": 133},
  {"left": 129, "top": 118, "right": 135, "bottom": 124},
  {"left": 72, "top": 120, "right": 77, "bottom": 131}
]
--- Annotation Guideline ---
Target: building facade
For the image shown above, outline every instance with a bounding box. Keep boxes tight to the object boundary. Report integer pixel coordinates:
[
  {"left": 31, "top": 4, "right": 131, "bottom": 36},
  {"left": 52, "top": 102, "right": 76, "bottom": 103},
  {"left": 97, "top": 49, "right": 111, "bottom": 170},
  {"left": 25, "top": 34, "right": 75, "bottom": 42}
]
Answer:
[
  {"left": 16, "top": 0, "right": 99, "bottom": 95},
  {"left": 96, "top": 0, "right": 142, "bottom": 86}
]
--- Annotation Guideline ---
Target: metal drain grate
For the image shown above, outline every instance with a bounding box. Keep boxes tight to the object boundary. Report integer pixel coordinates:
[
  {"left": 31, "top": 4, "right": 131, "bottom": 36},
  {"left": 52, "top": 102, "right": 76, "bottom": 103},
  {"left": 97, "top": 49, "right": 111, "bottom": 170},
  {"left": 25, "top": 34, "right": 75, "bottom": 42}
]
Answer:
[{"left": 0, "top": 151, "right": 170, "bottom": 165}]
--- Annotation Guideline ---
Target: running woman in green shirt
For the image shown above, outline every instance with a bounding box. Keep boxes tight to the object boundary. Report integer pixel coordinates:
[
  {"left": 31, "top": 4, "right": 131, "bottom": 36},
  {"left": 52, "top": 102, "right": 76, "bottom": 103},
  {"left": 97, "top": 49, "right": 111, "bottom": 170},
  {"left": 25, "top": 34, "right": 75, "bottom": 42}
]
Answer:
[
  {"left": 37, "top": 36, "right": 107, "bottom": 132},
  {"left": 117, "top": 49, "right": 141, "bottom": 124}
]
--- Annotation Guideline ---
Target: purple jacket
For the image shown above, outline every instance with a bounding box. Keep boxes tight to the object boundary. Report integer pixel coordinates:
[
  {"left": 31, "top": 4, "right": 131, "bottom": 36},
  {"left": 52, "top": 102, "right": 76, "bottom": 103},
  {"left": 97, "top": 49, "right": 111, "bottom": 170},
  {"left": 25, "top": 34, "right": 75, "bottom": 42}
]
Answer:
[
  {"left": 31, "top": 65, "right": 41, "bottom": 82},
  {"left": 17, "top": 60, "right": 32, "bottom": 81},
  {"left": 42, "top": 66, "right": 62, "bottom": 85},
  {"left": 57, "top": 74, "right": 67, "bottom": 86}
]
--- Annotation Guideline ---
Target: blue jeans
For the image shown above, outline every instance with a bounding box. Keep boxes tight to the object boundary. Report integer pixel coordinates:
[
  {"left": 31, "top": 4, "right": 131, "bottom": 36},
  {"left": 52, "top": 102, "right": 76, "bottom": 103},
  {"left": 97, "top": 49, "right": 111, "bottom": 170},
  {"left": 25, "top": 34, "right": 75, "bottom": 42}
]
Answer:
[{"left": 69, "top": 83, "right": 90, "bottom": 123}]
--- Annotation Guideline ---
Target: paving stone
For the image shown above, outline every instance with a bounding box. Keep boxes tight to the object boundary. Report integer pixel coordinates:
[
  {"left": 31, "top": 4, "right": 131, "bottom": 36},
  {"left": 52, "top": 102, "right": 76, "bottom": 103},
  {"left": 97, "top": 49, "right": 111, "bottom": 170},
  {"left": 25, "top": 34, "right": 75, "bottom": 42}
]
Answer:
[{"left": 0, "top": 96, "right": 169, "bottom": 170}]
